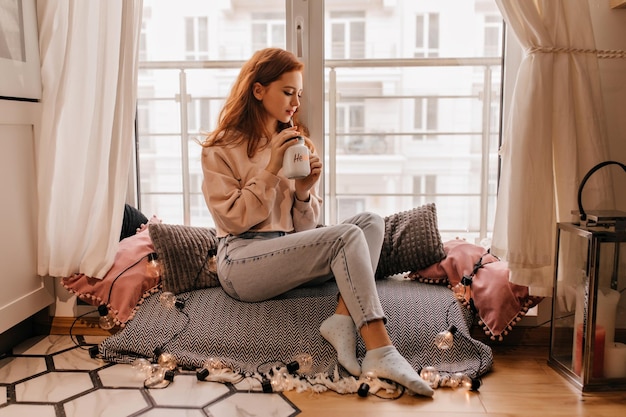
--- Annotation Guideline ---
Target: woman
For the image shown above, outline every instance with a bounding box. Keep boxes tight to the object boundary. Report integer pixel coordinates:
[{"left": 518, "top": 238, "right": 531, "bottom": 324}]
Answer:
[{"left": 201, "top": 47, "right": 433, "bottom": 397}]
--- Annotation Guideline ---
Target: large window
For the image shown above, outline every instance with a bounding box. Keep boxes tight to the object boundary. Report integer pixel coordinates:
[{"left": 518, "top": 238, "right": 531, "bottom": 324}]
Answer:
[{"left": 135, "top": 0, "right": 503, "bottom": 244}]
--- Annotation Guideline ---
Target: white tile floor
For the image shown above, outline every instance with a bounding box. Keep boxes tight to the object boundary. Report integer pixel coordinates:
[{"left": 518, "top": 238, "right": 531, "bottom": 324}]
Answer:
[{"left": 0, "top": 335, "right": 300, "bottom": 417}]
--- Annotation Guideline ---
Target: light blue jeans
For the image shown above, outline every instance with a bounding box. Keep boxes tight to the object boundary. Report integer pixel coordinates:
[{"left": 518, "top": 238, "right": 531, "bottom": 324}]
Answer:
[{"left": 216, "top": 212, "right": 386, "bottom": 329}]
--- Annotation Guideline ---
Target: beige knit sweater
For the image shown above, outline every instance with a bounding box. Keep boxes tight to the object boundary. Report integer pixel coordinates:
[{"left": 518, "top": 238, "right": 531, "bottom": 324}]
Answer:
[{"left": 201, "top": 141, "right": 322, "bottom": 237}]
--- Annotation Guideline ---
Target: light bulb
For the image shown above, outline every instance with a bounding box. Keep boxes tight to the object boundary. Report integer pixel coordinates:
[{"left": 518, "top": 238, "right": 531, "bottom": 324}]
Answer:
[
  {"left": 357, "top": 370, "right": 377, "bottom": 397},
  {"left": 97, "top": 305, "right": 115, "bottom": 330},
  {"left": 286, "top": 353, "right": 313, "bottom": 374},
  {"left": 131, "top": 358, "right": 153, "bottom": 378},
  {"left": 452, "top": 275, "right": 472, "bottom": 301},
  {"left": 204, "top": 357, "right": 224, "bottom": 371},
  {"left": 157, "top": 352, "right": 177, "bottom": 370},
  {"left": 447, "top": 372, "right": 464, "bottom": 388},
  {"left": 144, "top": 364, "right": 168, "bottom": 388},
  {"left": 419, "top": 366, "right": 440, "bottom": 389},
  {"left": 146, "top": 252, "right": 163, "bottom": 278},
  {"left": 434, "top": 325, "right": 457, "bottom": 350},
  {"left": 460, "top": 374, "right": 481, "bottom": 391},
  {"left": 197, "top": 357, "right": 225, "bottom": 381},
  {"left": 159, "top": 291, "right": 177, "bottom": 308},
  {"left": 270, "top": 370, "right": 287, "bottom": 392}
]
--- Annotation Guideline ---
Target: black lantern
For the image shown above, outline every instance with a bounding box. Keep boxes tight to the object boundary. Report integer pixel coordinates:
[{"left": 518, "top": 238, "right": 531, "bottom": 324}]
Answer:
[{"left": 549, "top": 161, "right": 626, "bottom": 391}]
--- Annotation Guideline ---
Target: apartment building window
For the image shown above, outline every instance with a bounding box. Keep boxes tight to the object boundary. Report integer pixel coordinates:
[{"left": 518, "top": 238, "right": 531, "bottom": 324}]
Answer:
[
  {"left": 413, "top": 175, "right": 437, "bottom": 207},
  {"left": 185, "top": 16, "right": 208, "bottom": 60},
  {"left": 414, "top": 13, "right": 439, "bottom": 57},
  {"left": 413, "top": 97, "right": 438, "bottom": 140},
  {"left": 338, "top": 198, "right": 366, "bottom": 222},
  {"left": 330, "top": 11, "right": 365, "bottom": 59},
  {"left": 337, "top": 101, "right": 366, "bottom": 154},
  {"left": 252, "top": 13, "right": 286, "bottom": 51},
  {"left": 188, "top": 98, "right": 211, "bottom": 134},
  {"left": 484, "top": 14, "right": 503, "bottom": 57}
]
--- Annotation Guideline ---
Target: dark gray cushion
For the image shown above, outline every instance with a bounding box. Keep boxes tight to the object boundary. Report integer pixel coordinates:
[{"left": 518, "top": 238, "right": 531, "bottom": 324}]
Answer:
[
  {"left": 149, "top": 223, "right": 219, "bottom": 294},
  {"left": 375, "top": 203, "right": 446, "bottom": 279}
]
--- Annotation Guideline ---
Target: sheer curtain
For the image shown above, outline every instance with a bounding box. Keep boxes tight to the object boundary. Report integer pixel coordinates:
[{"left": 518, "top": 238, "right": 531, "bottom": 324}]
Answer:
[
  {"left": 37, "top": 0, "right": 143, "bottom": 278},
  {"left": 492, "top": 0, "right": 615, "bottom": 297}
]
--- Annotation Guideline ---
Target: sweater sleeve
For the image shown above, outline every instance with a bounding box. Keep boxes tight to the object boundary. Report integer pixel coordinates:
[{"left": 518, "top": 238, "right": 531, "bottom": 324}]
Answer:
[
  {"left": 202, "top": 146, "right": 281, "bottom": 236},
  {"left": 292, "top": 188, "right": 322, "bottom": 232}
]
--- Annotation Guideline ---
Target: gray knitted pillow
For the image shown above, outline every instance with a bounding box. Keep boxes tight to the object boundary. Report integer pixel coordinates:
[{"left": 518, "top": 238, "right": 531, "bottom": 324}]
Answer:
[
  {"left": 149, "top": 223, "right": 219, "bottom": 294},
  {"left": 375, "top": 203, "right": 446, "bottom": 279}
]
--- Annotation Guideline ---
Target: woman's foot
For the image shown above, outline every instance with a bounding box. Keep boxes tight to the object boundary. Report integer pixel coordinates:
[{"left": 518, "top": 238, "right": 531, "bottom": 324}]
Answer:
[
  {"left": 320, "top": 314, "right": 361, "bottom": 376},
  {"left": 361, "top": 346, "right": 434, "bottom": 397}
]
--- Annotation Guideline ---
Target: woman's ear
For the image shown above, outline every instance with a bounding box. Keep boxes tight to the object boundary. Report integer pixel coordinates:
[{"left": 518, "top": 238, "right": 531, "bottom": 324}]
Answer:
[{"left": 252, "top": 82, "right": 265, "bottom": 100}]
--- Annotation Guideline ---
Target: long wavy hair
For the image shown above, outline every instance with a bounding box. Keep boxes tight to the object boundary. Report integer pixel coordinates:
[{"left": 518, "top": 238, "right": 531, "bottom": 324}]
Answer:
[{"left": 202, "top": 48, "right": 304, "bottom": 157}]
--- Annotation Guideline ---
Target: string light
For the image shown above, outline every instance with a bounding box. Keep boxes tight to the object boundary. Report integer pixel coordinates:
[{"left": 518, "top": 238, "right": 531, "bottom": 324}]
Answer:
[
  {"left": 419, "top": 367, "right": 481, "bottom": 391},
  {"left": 419, "top": 366, "right": 441, "bottom": 389},
  {"left": 452, "top": 274, "right": 472, "bottom": 301},
  {"left": 196, "top": 357, "right": 225, "bottom": 381},
  {"left": 434, "top": 325, "right": 457, "bottom": 350},
  {"left": 146, "top": 252, "right": 163, "bottom": 278},
  {"left": 357, "top": 371, "right": 378, "bottom": 397},
  {"left": 159, "top": 291, "right": 185, "bottom": 309},
  {"left": 157, "top": 352, "right": 177, "bottom": 370},
  {"left": 97, "top": 305, "right": 115, "bottom": 330},
  {"left": 131, "top": 358, "right": 153, "bottom": 378},
  {"left": 286, "top": 353, "right": 313, "bottom": 374}
]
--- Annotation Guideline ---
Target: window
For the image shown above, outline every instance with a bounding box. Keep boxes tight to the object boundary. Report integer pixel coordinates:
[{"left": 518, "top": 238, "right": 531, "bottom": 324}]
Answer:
[
  {"left": 135, "top": 0, "right": 503, "bottom": 244},
  {"left": 414, "top": 13, "right": 439, "bottom": 58},
  {"left": 185, "top": 16, "right": 208, "bottom": 60},
  {"left": 413, "top": 97, "right": 438, "bottom": 140},
  {"left": 337, "top": 100, "right": 366, "bottom": 154},
  {"left": 484, "top": 14, "right": 503, "bottom": 57},
  {"left": 413, "top": 175, "right": 437, "bottom": 207},
  {"left": 252, "top": 13, "right": 285, "bottom": 51},
  {"left": 330, "top": 11, "right": 365, "bottom": 59},
  {"left": 187, "top": 98, "right": 211, "bottom": 134}
]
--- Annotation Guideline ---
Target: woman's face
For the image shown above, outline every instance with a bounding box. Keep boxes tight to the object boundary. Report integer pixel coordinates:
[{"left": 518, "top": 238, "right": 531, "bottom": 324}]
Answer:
[{"left": 254, "top": 70, "right": 303, "bottom": 126}]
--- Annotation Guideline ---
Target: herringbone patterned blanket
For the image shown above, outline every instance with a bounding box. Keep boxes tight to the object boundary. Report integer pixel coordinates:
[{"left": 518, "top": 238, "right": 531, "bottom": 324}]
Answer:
[{"left": 100, "top": 278, "right": 492, "bottom": 383}]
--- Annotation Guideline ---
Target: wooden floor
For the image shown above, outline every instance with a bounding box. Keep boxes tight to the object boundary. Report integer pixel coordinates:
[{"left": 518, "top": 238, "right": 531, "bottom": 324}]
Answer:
[{"left": 283, "top": 345, "right": 626, "bottom": 417}]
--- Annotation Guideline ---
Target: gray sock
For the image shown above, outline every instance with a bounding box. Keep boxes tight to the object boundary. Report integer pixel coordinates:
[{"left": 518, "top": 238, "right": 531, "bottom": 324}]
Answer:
[
  {"left": 361, "top": 346, "right": 434, "bottom": 397},
  {"left": 320, "top": 314, "right": 361, "bottom": 376}
]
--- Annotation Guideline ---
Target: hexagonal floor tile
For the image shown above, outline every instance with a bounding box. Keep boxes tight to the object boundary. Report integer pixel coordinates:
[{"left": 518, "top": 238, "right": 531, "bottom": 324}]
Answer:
[
  {"left": 147, "top": 374, "right": 230, "bottom": 407},
  {"left": 0, "top": 403, "right": 57, "bottom": 417},
  {"left": 0, "top": 357, "right": 47, "bottom": 384},
  {"left": 53, "top": 345, "right": 106, "bottom": 371},
  {"left": 98, "top": 363, "right": 146, "bottom": 388},
  {"left": 138, "top": 408, "right": 206, "bottom": 417},
  {"left": 12, "top": 335, "right": 77, "bottom": 356},
  {"left": 15, "top": 371, "right": 93, "bottom": 402},
  {"left": 63, "top": 387, "right": 150, "bottom": 416}
]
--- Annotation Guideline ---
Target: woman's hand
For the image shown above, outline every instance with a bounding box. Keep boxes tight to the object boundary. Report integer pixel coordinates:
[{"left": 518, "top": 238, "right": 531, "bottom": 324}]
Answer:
[
  {"left": 295, "top": 153, "right": 322, "bottom": 200},
  {"left": 265, "top": 127, "right": 301, "bottom": 175}
]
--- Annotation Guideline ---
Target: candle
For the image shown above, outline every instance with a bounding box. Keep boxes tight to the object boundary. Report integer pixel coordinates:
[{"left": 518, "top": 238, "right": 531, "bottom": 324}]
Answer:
[
  {"left": 604, "top": 343, "right": 626, "bottom": 379},
  {"left": 574, "top": 323, "right": 605, "bottom": 378},
  {"left": 596, "top": 288, "right": 620, "bottom": 346}
]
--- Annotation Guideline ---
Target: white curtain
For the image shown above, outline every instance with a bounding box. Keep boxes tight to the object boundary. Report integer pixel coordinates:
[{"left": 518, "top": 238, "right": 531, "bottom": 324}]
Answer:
[
  {"left": 492, "top": 0, "right": 615, "bottom": 297},
  {"left": 37, "top": 0, "right": 143, "bottom": 278}
]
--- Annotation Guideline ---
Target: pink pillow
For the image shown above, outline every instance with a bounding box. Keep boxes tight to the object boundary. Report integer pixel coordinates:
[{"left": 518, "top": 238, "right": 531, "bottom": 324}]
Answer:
[
  {"left": 62, "top": 216, "right": 162, "bottom": 327},
  {"left": 409, "top": 239, "right": 544, "bottom": 340}
]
